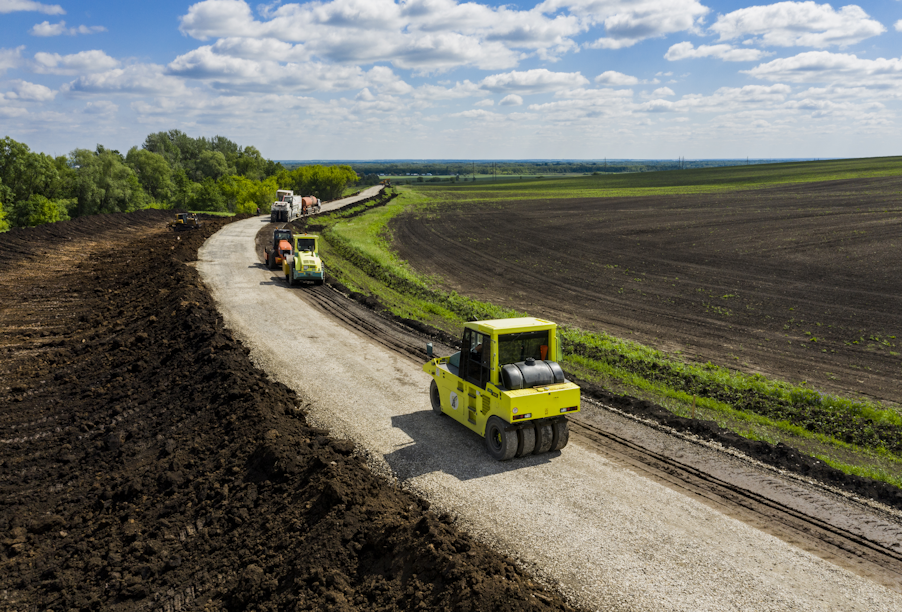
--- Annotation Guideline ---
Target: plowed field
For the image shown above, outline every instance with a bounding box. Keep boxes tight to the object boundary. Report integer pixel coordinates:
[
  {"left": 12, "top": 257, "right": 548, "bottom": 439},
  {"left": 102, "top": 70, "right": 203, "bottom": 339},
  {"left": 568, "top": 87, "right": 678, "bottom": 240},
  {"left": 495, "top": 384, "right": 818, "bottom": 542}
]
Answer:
[{"left": 391, "top": 177, "right": 902, "bottom": 404}]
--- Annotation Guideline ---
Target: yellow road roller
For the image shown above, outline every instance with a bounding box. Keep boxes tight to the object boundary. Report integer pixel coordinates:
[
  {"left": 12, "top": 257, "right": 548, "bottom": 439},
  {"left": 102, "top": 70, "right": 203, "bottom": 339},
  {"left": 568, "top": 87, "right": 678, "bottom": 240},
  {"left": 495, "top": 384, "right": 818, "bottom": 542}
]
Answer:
[{"left": 423, "top": 317, "right": 580, "bottom": 460}]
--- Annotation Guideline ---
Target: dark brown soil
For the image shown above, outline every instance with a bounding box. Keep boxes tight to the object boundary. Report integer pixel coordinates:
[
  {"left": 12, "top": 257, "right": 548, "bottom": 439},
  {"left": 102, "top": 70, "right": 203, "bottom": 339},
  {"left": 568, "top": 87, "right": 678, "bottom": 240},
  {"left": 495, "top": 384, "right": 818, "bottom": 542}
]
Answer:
[
  {"left": 0, "top": 213, "right": 577, "bottom": 611},
  {"left": 391, "top": 177, "right": 902, "bottom": 405}
]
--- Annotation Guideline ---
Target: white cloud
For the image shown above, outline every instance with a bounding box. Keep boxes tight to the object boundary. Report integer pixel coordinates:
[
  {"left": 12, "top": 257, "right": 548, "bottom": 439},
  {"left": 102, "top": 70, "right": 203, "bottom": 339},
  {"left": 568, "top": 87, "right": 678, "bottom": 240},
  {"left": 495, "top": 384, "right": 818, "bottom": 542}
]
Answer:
[
  {"left": 0, "top": 0, "right": 63, "bottom": 14},
  {"left": 0, "top": 46, "right": 24, "bottom": 74},
  {"left": 595, "top": 70, "right": 638, "bottom": 85},
  {"left": 675, "top": 84, "right": 793, "bottom": 111},
  {"left": 355, "top": 87, "right": 375, "bottom": 101},
  {"left": 499, "top": 94, "right": 523, "bottom": 106},
  {"left": 177, "top": 0, "right": 583, "bottom": 72},
  {"left": 895, "top": 20, "right": 902, "bottom": 33},
  {"left": 652, "top": 87, "right": 675, "bottom": 96},
  {"left": 4, "top": 79, "right": 56, "bottom": 101},
  {"left": 743, "top": 51, "right": 902, "bottom": 87},
  {"left": 474, "top": 98, "right": 494, "bottom": 107},
  {"left": 83, "top": 100, "right": 118, "bottom": 115},
  {"left": 480, "top": 69, "right": 588, "bottom": 94},
  {"left": 32, "top": 50, "right": 119, "bottom": 75},
  {"left": 538, "top": 0, "right": 709, "bottom": 49},
  {"left": 665, "top": 42, "right": 770, "bottom": 62},
  {"left": 63, "top": 64, "right": 191, "bottom": 96},
  {"left": 638, "top": 99, "right": 675, "bottom": 112},
  {"left": 167, "top": 45, "right": 413, "bottom": 93},
  {"left": 711, "top": 2, "right": 885, "bottom": 48},
  {"left": 450, "top": 108, "right": 503, "bottom": 119},
  {"left": 30, "top": 20, "right": 106, "bottom": 36}
]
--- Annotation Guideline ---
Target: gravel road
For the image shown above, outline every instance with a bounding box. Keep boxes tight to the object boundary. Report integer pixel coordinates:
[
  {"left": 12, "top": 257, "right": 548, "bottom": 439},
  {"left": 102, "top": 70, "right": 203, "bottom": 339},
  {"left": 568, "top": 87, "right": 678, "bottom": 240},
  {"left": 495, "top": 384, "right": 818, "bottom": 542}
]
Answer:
[{"left": 198, "top": 216, "right": 902, "bottom": 612}]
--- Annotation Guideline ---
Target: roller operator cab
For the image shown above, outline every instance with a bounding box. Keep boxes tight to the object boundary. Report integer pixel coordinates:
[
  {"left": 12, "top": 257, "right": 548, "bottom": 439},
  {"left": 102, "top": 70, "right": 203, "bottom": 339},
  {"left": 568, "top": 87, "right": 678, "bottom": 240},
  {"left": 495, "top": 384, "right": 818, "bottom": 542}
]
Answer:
[
  {"left": 423, "top": 318, "right": 580, "bottom": 460},
  {"left": 283, "top": 234, "right": 325, "bottom": 286}
]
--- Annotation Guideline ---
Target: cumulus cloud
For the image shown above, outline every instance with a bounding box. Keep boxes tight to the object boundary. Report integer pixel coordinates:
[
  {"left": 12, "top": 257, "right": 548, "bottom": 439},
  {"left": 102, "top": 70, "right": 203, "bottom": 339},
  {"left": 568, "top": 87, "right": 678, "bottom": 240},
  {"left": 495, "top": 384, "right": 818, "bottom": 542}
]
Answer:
[
  {"left": 31, "top": 50, "right": 119, "bottom": 75},
  {"left": 474, "top": 98, "right": 494, "bottom": 107},
  {"left": 63, "top": 64, "right": 191, "bottom": 96},
  {"left": 0, "top": 0, "right": 64, "bottom": 14},
  {"left": 450, "top": 108, "right": 502, "bottom": 119},
  {"left": 711, "top": 2, "right": 885, "bottom": 48},
  {"left": 0, "top": 46, "right": 25, "bottom": 74},
  {"left": 167, "top": 45, "right": 413, "bottom": 94},
  {"left": 594, "top": 70, "right": 638, "bottom": 85},
  {"left": 4, "top": 79, "right": 56, "bottom": 101},
  {"left": 895, "top": 20, "right": 902, "bottom": 33},
  {"left": 537, "top": 0, "right": 709, "bottom": 49},
  {"left": 480, "top": 69, "right": 588, "bottom": 94},
  {"left": 743, "top": 51, "right": 902, "bottom": 86},
  {"left": 665, "top": 42, "right": 769, "bottom": 62},
  {"left": 652, "top": 87, "right": 675, "bottom": 96},
  {"left": 177, "top": 0, "right": 583, "bottom": 72},
  {"left": 30, "top": 20, "right": 106, "bottom": 36},
  {"left": 499, "top": 94, "right": 523, "bottom": 106},
  {"left": 83, "top": 100, "right": 118, "bottom": 114}
]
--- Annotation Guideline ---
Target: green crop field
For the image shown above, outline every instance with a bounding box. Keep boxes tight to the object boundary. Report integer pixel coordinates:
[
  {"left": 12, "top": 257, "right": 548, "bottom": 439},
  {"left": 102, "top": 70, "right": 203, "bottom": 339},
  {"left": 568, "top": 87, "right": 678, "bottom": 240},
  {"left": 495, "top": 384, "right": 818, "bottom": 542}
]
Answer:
[{"left": 414, "top": 156, "right": 902, "bottom": 201}]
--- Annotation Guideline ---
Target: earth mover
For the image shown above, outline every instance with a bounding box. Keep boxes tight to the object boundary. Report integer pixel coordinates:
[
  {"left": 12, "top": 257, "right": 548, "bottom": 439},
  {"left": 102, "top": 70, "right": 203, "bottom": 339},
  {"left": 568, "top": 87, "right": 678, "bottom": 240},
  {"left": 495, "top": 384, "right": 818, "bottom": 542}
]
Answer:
[
  {"left": 283, "top": 233, "right": 324, "bottom": 286},
  {"left": 263, "top": 228, "right": 293, "bottom": 270},
  {"left": 423, "top": 317, "right": 579, "bottom": 460},
  {"left": 168, "top": 212, "right": 201, "bottom": 231}
]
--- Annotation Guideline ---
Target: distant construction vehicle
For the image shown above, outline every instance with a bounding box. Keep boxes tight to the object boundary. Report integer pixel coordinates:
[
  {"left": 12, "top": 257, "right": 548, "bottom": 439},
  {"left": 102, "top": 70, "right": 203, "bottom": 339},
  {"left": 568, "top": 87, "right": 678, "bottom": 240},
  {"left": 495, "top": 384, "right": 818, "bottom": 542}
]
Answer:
[
  {"left": 284, "top": 233, "right": 325, "bottom": 286},
  {"left": 298, "top": 196, "right": 321, "bottom": 216},
  {"left": 423, "top": 317, "right": 579, "bottom": 460},
  {"left": 263, "top": 228, "right": 293, "bottom": 270},
  {"left": 168, "top": 212, "right": 201, "bottom": 231},
  {"left": 270, "top": 190, "right": 298, "bottom": 223}
]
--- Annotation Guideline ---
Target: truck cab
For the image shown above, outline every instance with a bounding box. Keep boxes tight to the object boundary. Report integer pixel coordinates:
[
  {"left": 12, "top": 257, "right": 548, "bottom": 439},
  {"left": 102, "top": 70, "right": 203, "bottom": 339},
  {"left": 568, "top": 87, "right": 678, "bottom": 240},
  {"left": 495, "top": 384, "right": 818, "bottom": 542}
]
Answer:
[
  {"left": 283, "top": 234, "right": 325, "bottom": 286},
  {"left": 423, "top": 317, "right": 579, "bottom": 460}
]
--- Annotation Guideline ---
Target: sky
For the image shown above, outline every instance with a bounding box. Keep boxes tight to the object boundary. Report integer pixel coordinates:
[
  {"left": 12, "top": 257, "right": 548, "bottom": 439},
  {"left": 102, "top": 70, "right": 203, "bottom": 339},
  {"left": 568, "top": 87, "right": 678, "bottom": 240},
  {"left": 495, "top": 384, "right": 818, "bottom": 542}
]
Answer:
[{"left": 1, "top": 0, "right": 901, "bottom": 160}]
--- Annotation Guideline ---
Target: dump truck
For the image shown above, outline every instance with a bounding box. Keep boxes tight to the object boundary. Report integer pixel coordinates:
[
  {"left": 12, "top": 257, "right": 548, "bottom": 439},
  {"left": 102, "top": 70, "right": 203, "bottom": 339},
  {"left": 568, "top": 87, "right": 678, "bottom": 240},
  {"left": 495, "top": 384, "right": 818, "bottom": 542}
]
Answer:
[
  {"left": 263, "top": 228, "right": 293, "bottom": 270},
  {"left": 270, "top": 190, "right": 298, "bottom": 223},
  {"left": 423, "top": 318, "right": 579, "bottom": 460},
  {"left": 283, "top": 233, "right": 325, "bottom": 286},
  {"left": 168, "top": 212, "right": 201, "bottom": 231}
]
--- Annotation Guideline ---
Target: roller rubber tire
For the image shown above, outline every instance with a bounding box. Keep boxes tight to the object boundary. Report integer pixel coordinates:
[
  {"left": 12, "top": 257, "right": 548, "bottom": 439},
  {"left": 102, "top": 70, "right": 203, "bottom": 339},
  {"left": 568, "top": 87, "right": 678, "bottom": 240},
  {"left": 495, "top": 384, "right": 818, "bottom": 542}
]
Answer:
[
  {"left": 516, "top": 426, "right": 536, "bottom": 457},
  {"left": 533, "top": 421, "right": 553, "bottom": 454},
  {"left": 550, "top": 419, "right": 570, "bottom": 451},
  {"left": 429, "top": 380, "right": 443, "bottom": 415},
  {"left": 485, "top": 416, "right": 517, "bottom": 461},
  {"left": 267, "top": 252, "right": 275, "bottom": 269}
]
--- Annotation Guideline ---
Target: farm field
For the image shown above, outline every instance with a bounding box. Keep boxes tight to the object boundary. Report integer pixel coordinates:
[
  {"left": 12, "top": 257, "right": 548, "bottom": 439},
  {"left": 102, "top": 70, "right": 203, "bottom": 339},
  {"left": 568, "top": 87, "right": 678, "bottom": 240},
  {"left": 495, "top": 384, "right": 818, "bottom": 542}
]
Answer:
[{"left": 392, "top": 175, "right": 902, "bottom": 406}]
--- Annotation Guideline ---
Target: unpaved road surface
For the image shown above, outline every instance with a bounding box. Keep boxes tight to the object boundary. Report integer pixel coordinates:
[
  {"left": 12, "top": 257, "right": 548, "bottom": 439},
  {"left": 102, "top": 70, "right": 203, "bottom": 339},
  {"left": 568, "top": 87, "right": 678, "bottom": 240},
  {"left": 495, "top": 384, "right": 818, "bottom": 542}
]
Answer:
[{"left": 198, "top": 216, "right": 902, "bottom": 612}]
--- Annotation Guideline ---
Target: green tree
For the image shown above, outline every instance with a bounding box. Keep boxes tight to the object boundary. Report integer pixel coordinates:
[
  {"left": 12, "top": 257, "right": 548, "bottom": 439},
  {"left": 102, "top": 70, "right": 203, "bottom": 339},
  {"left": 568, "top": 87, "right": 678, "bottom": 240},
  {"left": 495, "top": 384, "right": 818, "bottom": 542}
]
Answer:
[
  {"left": 235, "top": 145, "right": 266, "bottom": 181},
  {"left": 188, "top": 177, "right": 226, "bottom": 211},
  {"left": 287, "top": 165, "right": 358, "bottom": 201},
  {"left": 0, "top": 177, "right": 10, "bottom": 232},
  {"left": 0, "top": 136, "right": 59, "bottom": 207},
  {"left": 196, "top": 150, "right": 230, "bottom": 181},
  {"left": 9, "top": 194, "right": 74, "bottom": 227},
  {"left": 69, "top": 147, "right": 148, "bottom": 217},
  {"left": 126, "top": 147, "right": 173, "bottom": 204}
]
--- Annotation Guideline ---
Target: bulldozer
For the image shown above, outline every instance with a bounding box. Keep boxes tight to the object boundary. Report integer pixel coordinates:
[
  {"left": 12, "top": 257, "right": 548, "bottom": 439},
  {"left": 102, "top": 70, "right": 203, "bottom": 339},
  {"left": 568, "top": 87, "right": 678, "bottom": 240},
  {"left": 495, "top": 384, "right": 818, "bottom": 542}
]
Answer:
[
  {"left": 423, "top": 317, "right": 579, "bottom": 460},
  {"left": 168, "top": 212, "right": 202, "bottom": 231},
  {"left": 264, "top": 228, "right": 294, "bottom": 270}
]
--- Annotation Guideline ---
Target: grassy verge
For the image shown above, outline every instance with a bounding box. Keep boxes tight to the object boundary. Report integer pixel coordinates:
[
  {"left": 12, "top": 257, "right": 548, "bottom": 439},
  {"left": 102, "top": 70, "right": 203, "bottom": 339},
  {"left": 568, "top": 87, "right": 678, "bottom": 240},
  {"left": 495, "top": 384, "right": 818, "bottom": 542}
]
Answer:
[{"left": 315, "top": 172, "right": 902, "bottom": 489}]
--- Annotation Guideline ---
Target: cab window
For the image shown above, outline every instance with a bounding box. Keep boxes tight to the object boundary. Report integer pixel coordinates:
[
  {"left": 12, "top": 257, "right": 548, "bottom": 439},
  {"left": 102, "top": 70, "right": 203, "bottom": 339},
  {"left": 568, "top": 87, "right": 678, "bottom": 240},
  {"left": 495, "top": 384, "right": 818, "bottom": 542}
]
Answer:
[
  {"left": 459, "top": 329, "right": 490, "bottom": 388},
  {"left": 296, "top": 238, "right": 316, "bottom": 251},
  {"left": 497, "top": 330, "right": 549, "bottom": 366}
]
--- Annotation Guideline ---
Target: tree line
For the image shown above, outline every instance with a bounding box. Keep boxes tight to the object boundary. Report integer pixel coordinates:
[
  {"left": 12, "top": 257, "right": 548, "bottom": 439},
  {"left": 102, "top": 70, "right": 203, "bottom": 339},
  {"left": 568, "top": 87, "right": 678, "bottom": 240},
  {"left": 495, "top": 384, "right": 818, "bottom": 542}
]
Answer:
[{"left": 0, "top": 132, "right": 358, "bottom": 231}]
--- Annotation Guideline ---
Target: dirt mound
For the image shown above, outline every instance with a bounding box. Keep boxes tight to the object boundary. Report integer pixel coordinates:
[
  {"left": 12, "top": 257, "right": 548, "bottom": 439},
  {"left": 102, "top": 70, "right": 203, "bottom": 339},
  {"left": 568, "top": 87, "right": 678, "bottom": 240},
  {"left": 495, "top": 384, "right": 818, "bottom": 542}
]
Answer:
[{"left": 0, "top": 214, "right": 577, "bottom": 611}]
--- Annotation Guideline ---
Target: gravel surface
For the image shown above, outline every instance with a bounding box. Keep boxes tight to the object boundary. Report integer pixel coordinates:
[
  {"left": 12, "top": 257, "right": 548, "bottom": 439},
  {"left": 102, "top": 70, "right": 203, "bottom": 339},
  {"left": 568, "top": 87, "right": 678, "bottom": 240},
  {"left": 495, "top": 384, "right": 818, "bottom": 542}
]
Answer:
[{"left": 198, "top": 217, "right": 902, "bottom": 612}]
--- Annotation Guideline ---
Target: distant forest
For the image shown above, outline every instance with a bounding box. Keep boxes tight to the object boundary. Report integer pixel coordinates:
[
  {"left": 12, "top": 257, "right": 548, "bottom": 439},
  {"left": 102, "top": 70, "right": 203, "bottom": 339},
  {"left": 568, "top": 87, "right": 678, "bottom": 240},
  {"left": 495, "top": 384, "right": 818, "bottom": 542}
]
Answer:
[
  {"left": 0, "top": 132, "right": 357, "bottom": 231},
  {"left": 285, "top": 159, "right": 797, "bottom": 183}
]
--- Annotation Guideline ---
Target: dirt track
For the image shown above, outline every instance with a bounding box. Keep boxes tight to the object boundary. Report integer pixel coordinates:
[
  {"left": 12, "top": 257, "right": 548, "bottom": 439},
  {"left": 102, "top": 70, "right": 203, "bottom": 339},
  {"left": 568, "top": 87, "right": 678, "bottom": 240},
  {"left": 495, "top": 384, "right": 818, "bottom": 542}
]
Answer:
[
  {"left": 391, "top": 177, "right": 902, "bottom": 404},
  {"left": 0, "top": 213, "right": 576, "bottom": 611},
  {"left": 196, "top": 216, "right": 902, "bottom": 611}
]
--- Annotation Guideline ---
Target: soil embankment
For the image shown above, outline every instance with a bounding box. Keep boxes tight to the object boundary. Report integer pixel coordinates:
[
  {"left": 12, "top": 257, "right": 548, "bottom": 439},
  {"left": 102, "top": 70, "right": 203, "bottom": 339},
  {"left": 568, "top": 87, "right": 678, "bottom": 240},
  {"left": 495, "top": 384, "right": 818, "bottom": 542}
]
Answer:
[{"left": 0, "top": 212, "right": 575, "bottom": 611}]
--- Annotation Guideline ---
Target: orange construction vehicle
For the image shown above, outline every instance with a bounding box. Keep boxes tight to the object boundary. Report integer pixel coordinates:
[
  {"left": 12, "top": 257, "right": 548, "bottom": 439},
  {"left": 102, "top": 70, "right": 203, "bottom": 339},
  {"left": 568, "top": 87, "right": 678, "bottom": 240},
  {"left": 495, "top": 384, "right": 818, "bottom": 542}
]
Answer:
[{"left": 264, "top": 228, "right": 294, "bottom": 269}]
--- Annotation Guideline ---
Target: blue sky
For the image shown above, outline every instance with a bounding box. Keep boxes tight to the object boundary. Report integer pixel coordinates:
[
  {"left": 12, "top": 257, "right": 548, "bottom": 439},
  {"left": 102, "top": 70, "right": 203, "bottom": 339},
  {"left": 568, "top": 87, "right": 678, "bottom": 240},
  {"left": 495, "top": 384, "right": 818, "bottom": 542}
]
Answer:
[{"left": 1, "top": 0, "right": 900, "bottom": 160}]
